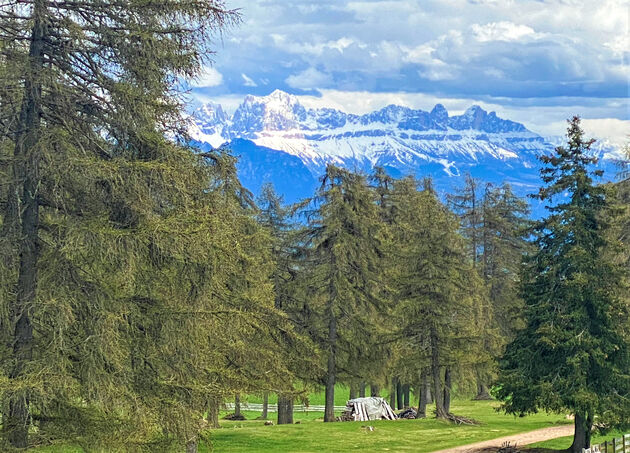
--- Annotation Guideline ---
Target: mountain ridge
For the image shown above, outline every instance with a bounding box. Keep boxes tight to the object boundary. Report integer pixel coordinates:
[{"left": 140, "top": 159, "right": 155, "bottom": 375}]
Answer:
[{"left": 189, "top": 90, "right": 619, "bottom": 208}]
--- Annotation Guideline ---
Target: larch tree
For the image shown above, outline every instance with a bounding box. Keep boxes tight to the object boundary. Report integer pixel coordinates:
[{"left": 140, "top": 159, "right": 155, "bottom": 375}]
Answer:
[
  {"left": 392, "top": 177, "right": 479, "bottom": 419},
  {"left": 473, "top": 183, "right": 531, "bottom": 399},
  {"left": 495, "top": 117, "right": 630, "bottom": 452},
  {"left": 0, "top": 1, "right": 297, "bottom": 451},
  {"left": 300, "top": 166, "right": 385, "bottom": 422},
  {"left": 256, "top": 183, "right": 321, "bottom": 425}
]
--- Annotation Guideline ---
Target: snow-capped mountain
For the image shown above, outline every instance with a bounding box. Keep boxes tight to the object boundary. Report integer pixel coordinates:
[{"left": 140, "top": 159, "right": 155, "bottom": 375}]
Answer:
[{"left": 190, "top": 90, "right": 618, "bottom": 204}]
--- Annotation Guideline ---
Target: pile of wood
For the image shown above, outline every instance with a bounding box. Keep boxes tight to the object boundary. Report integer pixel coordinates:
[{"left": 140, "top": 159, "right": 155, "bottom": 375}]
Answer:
[
  {"left": 397, "top": 408, "right": 417, "bottom": 419},
  {"left": 341, "top": 397, "right": 397, "bottom": 421}
]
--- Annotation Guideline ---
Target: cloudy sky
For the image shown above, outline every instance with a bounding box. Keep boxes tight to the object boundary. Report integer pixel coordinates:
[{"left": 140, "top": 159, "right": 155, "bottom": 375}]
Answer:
[{"left": 190, "top": 0, "right": 629, "bottom": 143}]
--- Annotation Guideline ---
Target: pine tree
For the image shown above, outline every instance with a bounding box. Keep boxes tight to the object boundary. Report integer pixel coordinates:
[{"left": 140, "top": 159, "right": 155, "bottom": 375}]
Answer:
[
  {"left": 495, "top": 117, "right": 630, "bottom": 452},
  {"left": 392, "top": 177, "right": 478, "bottom": 419},
  {"left": 300, "top": 166, "right": 385, "bottom": 422},
  {"left": 0, "top": 1, "right": 299, "bottom": 450},
  {"left": 256, "top": 183, "right": 321, "bottom": 425},
  {"left": 471, "top": 183, "right": 531, "bottom": 398},
  {"left": 448, "top": 174, "right": 483, "bottom": 266}
]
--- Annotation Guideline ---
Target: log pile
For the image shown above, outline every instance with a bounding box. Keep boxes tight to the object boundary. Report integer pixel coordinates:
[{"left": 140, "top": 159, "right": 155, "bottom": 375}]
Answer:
[{"left": 340, "top": 397, "right": 397, "bottom": 421}]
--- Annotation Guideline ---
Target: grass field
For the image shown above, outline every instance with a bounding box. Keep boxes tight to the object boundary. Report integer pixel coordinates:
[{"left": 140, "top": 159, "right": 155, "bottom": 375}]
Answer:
[
  {"left": 528, "top": 429, "right": 626, "bottom": 450},
  {"left": 33, "top": 389, "right": 574, "bottom": 453},
  {"left": 205, "top": 397, "right": 570, "bottom": 453}
]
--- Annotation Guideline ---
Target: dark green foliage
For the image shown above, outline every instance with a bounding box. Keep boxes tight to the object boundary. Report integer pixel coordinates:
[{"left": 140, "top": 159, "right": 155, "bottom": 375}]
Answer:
[{"left": 495, "top": 117, "right": 630, "bottom": 452}]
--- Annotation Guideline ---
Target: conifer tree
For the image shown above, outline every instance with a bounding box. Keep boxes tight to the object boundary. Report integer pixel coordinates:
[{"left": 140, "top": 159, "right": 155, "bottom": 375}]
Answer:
[
  {"left": 300, "top": 166, "right": 385, "bottom": 422},
  {"left": 256, "top": 183, "right": 321, "bottom": 425},
  {"left": 495, "top": 117, "right": 630, "bottom": 452},
  {"left": 392, "top": 177, "right": 478, "bottom": 419},
  {"left": 472, "top": 183, "right": 531, "bottom": 399},
  {"left": 448, "top": 174, "right": 483, "bottom": 266},
  {"left": 0, "top": 1, "right": 298, "bottom": 450}
]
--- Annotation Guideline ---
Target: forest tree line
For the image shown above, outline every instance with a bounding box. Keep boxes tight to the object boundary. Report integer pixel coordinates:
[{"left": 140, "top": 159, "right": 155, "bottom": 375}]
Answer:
[{"left": 0, "top": 1, "right": 629, "bottom": 452}]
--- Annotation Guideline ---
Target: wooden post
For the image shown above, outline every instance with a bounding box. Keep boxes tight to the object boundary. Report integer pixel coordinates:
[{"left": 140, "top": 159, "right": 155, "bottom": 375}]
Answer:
[
  {"left": 613, "top": 438, "right": 617, "bottom": 453},
  {"left": 623, "top": 434, "right": 626, "bottom": 453}
]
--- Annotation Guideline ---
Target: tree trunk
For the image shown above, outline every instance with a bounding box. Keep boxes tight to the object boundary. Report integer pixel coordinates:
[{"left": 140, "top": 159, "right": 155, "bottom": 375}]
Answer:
[
  {"left": 349, "top": 383, "right": 357, "bottom": 400},
  {"left": 426, "top": 386, "right": 433, "bottom": 404},
  {"left": 474, "top": 368, "right": 492, "bottom": 400},
  {"left": 443, "top": 367, "right": 452, "bottom": 414},
  {"left": 234, "top": 394, "right": 241, "bottom": 417},
  {"left": 324, "top": 307, "right": 337, "bottom": 422},
  {"left": 416, "top": 372, "right": 429, "bottom": 418},
  {"left": 474, "top": 381, "right": 492, "bottom": 400},
  {"left": 569, "top": 411, "right": 592, "bottom": 453},
  {"left": 359, "top": 382, "right": 366, "bottom": 398},
  {"left": 431, "top": 328, "right": 447, "bottom": 419},
  {"left": 277, "top": 394, "right": 294, "bottom": 425},
  {"left": 206, "top": 396, "right": 220, "bottom": 429},
  {"left": 5, "top": 1, "right": 46, "bottom": 448},
  {"left": 370, "top": 384, "right": 380, "bottom": 397},
  {"left": 389, "top": 377, "right": 397, "bottom": 409},
  {"left": 396, "top": 380, "right": 403, "bottom": 409},
  {"left": 261, "top": 393, "right": 268, "bottom": 419},
  {"left": 403, "top": 384, "right": 410, "bottom": 408}
]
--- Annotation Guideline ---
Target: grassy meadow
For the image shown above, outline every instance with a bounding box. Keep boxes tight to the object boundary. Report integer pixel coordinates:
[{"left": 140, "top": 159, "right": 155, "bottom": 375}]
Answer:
[
  {"left": 205, "top": 388, "right": 570, "bottom": 453},
  {"left": 33, "top": 387, "right": 575, "bottom": 453}
]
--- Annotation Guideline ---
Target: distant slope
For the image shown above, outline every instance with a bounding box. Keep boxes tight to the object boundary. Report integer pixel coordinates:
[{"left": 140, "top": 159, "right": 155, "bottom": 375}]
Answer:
[
  {"left": 193, "top": 139, "right": 318, "bottom": 204},
  {"left": 189, "top": 90, "right": 620, "bottom": 208}
]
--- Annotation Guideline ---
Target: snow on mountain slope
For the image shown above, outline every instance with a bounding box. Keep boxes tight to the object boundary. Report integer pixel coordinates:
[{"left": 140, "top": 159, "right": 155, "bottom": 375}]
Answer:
[{"left": 191, "top": 89, "right": 550, "bottom": 178}]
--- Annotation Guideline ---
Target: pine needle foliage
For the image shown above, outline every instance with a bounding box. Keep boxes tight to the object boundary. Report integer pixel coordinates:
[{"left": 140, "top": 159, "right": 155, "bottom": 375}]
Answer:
[
  {"left": 299, "top": 166, "right": 386, "bottom": 422},
  {"left": 0, "top": 1, "right": 298, "bottom": 451},
  {"left": 495, "top": 117, "right": 630, "bottom": 452}
]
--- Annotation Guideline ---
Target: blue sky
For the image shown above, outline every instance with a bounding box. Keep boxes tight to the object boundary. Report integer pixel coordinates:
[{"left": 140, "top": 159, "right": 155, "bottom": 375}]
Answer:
[{"left": 189, "top": 0, "right": 629, "bottom": 143}]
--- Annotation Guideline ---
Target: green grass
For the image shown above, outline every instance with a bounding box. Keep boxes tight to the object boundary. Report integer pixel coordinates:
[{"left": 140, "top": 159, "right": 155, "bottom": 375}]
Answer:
[
  {"left": 32, "top": 389, "right": 575, "bottom": 453},
  {"left": 205, "top": 399, "right": 570, "bottom": 453},
  {"left": 528, "top": 429, "right": 627, "bottom": 451}
]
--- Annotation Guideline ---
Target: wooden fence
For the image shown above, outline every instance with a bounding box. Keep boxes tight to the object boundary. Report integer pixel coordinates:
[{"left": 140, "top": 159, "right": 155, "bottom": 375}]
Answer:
[
  {"left": 224, "top": 403, "right": 347, "bottom": 413},
  {"left": 583, "top": 434, "right": 630, "bottom": 453}
]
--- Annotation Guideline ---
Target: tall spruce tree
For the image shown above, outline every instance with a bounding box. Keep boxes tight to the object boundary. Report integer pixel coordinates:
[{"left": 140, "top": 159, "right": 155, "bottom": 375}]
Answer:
[
  {"left": 495, "top": 117, "right": 630, "bottom": 452},
  {"left": 301, "top": 166, "right": 385, "bottom": 422}
]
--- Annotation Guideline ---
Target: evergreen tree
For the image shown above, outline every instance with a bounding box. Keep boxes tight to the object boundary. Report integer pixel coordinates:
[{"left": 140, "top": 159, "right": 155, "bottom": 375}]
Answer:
[
  {"left": 300, "top": 166, "right": 385, "bottom": 422},
  {"left": 472, "top": 183, "right": 531, "bottom": 399},
  {"left": 392, "top": 177, "right": 478, "bottom": 419},
  {"left": 256, "top": 183, "right": 321, "bottom": 425},
  {"left": 448, "top": 174, "right": 483, "bottom": 266},
  {"left": 495, "top": 117, "right": 630, "bottom": 452},
  {"left": 0, "top": 1, "right": 298, "bottom": 450}
]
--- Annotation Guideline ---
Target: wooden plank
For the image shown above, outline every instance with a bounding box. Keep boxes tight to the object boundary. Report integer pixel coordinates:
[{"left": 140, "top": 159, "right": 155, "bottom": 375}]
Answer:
[
  {"left": 361, "top": 402, "right": 369, "bottom": 421},
  {"left": 385, "top": 403, "right": 396, "bottom": 420}
]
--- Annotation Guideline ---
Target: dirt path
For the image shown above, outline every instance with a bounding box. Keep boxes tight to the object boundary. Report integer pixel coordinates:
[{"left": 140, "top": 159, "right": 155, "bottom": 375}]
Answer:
[{"left": 430, "top": 424, "right": 574, "bottom": 453}]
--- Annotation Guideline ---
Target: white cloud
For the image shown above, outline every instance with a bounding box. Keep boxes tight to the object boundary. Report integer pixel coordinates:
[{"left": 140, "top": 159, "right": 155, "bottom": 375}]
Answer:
[
  {"left": 191, "top": 66, "right": 223, "bottom": 88},
  {"left": 471, "top": 21, "right": 538, "bottom": 42},
  {"left": 241, "top": 73, "right": 258, "bottom": 87},
  {"left": 286, "top": 67, "right": 333, "bottom": 89},
  {"left": 581, "top": 118, "right": 630, "bottom": 147},
  {"left": 271, "top": 34, "right": 358, "bottom": 57}
]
